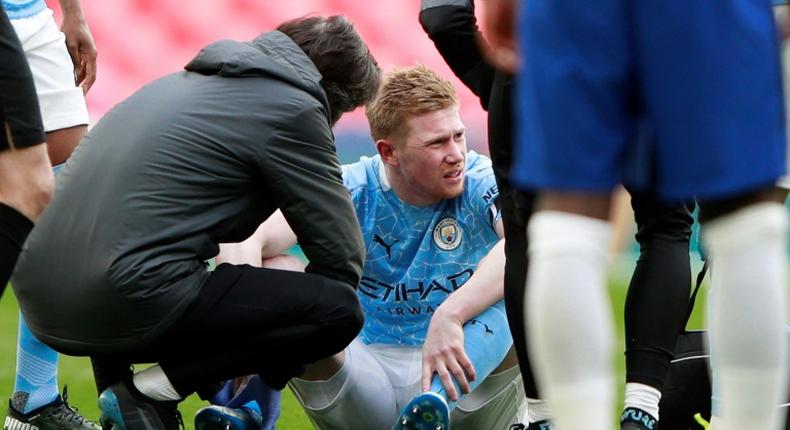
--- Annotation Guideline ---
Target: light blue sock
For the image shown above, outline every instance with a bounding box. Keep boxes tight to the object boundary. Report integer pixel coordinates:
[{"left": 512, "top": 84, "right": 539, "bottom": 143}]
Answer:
[
  {"left": 12, "top": 314, "right": 60, "bottom": 413},
  {"left": 242, "top": 400, "right": 260, "bottom": 415},
  {"left": 12, "top": 165, "right": 64, "bottom": 414},
  {"left": 429, "top": 300, "right": 513, "bottom": 411},
  {"left": 226, "top": 376, "right": 280, "bottom": 430}
]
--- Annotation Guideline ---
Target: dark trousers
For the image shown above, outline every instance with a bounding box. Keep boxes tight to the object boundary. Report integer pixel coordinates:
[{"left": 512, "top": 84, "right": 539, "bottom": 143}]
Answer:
[
  {"left": 499, "top": 185, "right": 541, "bottom": 398},
  {"left": 0, "top": 203, "right": 33, "bottom": 298},
  {"left": 91, "top": 264, "right": 363, "bottom": 398},
  {"left": 502, "top": 185, "right": 693, "bottom": 398},
  {"left": 624, "top": 190, "right": 694, "bottom": 388}
]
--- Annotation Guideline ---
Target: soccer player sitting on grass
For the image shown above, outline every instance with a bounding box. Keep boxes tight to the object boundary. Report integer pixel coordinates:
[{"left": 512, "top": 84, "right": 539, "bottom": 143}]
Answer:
[
  {"left": 207, "top": 65, "right": 526, "bottom": 430},
  {"left": 11, "top": 15, "right": 381, "bottom": 430}
]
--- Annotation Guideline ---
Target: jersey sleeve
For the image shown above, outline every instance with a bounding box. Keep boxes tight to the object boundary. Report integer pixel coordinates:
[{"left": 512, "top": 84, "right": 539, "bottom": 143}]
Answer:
[{"left": 464, "top": 153, "right": 501, "bottom": 232}]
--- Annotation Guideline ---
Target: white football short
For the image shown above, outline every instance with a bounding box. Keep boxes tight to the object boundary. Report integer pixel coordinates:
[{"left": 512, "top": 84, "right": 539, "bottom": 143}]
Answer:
[
  {"left": 10, "top": 8, "right": 89, "bottom": 132},
  {"left": 289, "top": 338, "right": 527, "bottom": 430}
]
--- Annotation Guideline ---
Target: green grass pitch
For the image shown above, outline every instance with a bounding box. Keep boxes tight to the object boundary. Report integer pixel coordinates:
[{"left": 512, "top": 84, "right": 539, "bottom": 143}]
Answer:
[{"left": 0, "top": 267, "right": 708, "bottom": 429}]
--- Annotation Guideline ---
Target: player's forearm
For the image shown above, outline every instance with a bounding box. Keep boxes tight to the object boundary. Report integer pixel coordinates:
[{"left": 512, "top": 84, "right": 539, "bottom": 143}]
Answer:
[
  {"left": 480, "top": 0, "right": 519, "bottom": 73},
  {"left": 257, "top": 210, "right": 298, "bottom": 259},
  {"left": 217, "top": 241, "right": 263, "bottom": 267},
  {"left": 435, "top": 239, "right": 505, "bottom": 324},
  {"left": 217, "top": 215, "right": 298, "bottom": 266},
  {"left": 58, "top": 0, "right": 86, "bottom": 21}
]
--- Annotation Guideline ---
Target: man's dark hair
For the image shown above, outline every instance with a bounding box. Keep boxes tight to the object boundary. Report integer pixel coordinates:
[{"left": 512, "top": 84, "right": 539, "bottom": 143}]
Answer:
[{"left": 278, "top": 15, "right": 381, "bottom": 125}]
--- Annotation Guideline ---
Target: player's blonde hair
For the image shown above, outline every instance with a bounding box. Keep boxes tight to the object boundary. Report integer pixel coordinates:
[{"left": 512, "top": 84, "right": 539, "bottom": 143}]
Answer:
[{"left": 365, "top": 64, "right": 458, "bottom": 141}]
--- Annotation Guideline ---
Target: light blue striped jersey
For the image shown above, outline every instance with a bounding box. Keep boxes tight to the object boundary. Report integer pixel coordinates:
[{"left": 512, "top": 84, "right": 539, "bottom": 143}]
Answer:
[
  {"left": 342, "top": 151, "right": 501, "bottom": 346},
  {"left": 1, "top": 0, "right": 45, "bottom": 19}
]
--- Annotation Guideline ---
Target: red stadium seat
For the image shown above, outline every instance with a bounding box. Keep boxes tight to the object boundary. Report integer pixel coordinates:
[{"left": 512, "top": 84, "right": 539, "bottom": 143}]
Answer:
[{"left": 63, "top": 1, "right": 488, "bottom": 149}]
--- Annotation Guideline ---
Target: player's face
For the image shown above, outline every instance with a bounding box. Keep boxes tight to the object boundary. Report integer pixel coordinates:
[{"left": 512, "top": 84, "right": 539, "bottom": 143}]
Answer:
[{"left": 396, "top": 105, "right": 466, "bottom": 204}]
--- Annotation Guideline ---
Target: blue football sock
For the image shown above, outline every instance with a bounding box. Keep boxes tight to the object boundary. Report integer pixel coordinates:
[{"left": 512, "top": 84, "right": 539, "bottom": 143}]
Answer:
[
  {"left": 12, "top": 165, "right": 65, "bottom": 414},
  {"left": 210, "top": 380, "right": 234, "bottom": 405},
  {"left": 12, "top": 315, "right": 60, "bottom": 413},
  {"left": 241, "top": 400, "right": 259, "bottom": 412},
  {"left": 218, "top": 376, "right": 281, "bottom": 430},
  {"left": 429, "top": 300, "right": 513, "bottom": 410}
]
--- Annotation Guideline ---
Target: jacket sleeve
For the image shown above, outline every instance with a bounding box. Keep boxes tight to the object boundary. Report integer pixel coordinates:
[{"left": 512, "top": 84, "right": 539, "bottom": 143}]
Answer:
[
  {"left": 419, "top": 0, "right": 495, "bottom": 110},
  {"left": 260, "top": 102, "right": 365, "bottom": 288}
]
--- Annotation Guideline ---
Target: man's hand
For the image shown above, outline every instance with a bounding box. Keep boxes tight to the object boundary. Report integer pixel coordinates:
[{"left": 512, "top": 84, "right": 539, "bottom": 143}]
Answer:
[
  {"left": 421, "top": 308, "right": 476, "bottom": 401},
  {"left": 480, "top": 0, "right": 519, "bottom": 73},
  {"left": 59, "top": 0, "right": 96, "bottom": 94}
]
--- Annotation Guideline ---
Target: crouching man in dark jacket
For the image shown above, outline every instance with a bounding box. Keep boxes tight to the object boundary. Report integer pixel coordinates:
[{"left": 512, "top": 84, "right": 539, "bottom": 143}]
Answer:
[{"left": 11, "top": 15, "right": 381, "bottom": 430}]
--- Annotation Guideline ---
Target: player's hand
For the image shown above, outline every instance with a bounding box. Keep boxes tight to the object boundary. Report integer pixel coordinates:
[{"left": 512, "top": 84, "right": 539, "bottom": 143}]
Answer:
[
  {"left": 60, "top": 8, "right": 97, "bottom": 94},
  {"left": 421, "top": 309, "right": 476, "bottom": 401},
  {"left": 479, "top": 0, "right": 519, "bottom": 73}
]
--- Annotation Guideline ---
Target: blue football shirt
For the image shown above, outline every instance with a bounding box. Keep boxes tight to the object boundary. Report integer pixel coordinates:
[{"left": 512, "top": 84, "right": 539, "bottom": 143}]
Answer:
[
  {"left": 2, "top": 0, "right": 45, "bottom": 19},
  {"left": 342, "top": 151, "right": 501, "bottom": 346}
]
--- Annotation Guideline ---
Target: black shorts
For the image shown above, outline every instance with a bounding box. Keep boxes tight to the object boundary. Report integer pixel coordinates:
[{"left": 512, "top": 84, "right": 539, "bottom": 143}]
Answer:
[{"left": 0, "top": 6, "right": 45, "bottom": 151}]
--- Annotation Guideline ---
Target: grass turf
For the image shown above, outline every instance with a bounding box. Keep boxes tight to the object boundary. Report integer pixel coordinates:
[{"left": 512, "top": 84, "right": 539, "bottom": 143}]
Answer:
[{"left": 0, "top": 266, "right": 708, "bottom": 429}]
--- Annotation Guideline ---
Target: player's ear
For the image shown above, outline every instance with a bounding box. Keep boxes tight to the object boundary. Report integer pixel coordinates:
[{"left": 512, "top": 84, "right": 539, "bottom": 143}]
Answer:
[{"left": 376, "top": 138, "right": 399, "bottom": 166}]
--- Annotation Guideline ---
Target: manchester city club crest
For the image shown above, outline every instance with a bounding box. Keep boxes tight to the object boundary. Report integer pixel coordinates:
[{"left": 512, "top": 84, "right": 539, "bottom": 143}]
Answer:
[{"left": 433, "top": 217, "right": 462, "bottom": 251}]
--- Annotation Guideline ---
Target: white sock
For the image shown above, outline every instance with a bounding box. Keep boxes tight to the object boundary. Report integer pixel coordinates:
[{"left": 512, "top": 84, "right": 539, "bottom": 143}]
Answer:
[
  {"left": 704, "top": 202, "right": 788, "bottom": 430},
  {"left": 526, "top": 211, "right": 615, "bottom": 430},
  {"left": 623, "top": 382, "right": 661, "bottom": 420},
  {"left": 526, "top": 397, "right": 553, "bottom": 423},
  {"left": 132, "top": 365, "right": 182, "bottom": 401}
]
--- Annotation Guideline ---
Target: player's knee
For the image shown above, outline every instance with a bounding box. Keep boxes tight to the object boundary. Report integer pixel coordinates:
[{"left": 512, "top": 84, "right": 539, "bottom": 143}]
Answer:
[
  {"left": 17, "top": 164, "right": 55, "bottom": 221},
  {"left": 0, "top": 149, "right": 54, "bottom": 221},
  {"left": 26, "top": 169, "right": 54, "bottom": 220}
]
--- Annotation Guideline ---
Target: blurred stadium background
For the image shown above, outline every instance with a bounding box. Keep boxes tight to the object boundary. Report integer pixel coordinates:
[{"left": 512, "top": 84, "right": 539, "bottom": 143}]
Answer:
[
  {"left": 0, "top": 1, "right": 713, "bottom": 428},
  {"left": 55, "top": 0, "right": 490, "bottom": 163}
]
